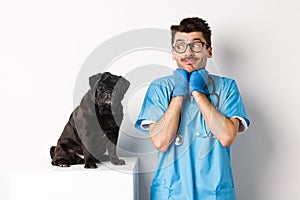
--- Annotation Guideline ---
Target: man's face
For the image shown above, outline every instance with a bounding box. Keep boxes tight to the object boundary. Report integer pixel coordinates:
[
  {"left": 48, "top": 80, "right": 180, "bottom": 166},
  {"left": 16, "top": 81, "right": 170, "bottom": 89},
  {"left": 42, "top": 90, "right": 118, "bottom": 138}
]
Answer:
[{"left": 172, "top": 32, "right": 212, "bottom": 73}]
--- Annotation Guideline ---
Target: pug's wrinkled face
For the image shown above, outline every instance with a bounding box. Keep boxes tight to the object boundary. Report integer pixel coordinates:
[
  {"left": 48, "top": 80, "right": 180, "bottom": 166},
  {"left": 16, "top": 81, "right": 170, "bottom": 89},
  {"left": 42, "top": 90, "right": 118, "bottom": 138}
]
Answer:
[{"left": 94, "top": 72, "right": 129, "bottom": 109}]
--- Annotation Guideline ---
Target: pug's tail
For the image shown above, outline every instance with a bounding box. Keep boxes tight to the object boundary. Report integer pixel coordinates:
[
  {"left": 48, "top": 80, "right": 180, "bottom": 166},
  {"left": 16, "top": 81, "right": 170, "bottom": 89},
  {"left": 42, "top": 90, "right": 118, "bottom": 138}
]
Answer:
[{"left": 50, "top": 146, "right": 56, "bottom": 159}]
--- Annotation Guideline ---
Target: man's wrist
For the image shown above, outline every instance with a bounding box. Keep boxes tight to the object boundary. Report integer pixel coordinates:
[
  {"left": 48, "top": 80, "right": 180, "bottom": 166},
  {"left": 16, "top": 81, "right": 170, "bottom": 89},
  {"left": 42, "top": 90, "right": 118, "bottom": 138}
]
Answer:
[
  {"left": 192, "top": 91, "right": 207, "bottom": 100},
  {"left": 171, "top": 96, "right": 184, "bottom": 104},
  {"left": 168, "top": 96, "right": 183, "bottom": 115}
]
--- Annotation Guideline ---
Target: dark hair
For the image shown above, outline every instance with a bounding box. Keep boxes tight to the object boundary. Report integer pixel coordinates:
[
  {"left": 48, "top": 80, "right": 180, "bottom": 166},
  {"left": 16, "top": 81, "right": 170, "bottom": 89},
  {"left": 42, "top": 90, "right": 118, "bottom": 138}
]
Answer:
[{"left": 170, "top": 17, "right": 212, "bottom": 47}]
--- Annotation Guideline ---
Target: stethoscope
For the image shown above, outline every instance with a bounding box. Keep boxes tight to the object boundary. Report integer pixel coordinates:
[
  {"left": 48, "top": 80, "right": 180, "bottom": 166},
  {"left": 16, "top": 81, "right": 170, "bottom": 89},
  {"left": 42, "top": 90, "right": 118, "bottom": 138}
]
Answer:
[{"left": 175, "top": 75, "right": 220, "bottom": 146}]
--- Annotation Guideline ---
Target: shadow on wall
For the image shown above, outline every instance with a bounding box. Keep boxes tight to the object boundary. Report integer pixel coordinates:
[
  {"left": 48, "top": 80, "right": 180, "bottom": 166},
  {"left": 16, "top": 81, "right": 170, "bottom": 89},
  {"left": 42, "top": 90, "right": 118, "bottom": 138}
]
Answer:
[
  {"left": 216, "top": 39, "right": 274, "bottom": 200},
  {"left": 232, "top": 96, "right": 273, "bottom": 200}
]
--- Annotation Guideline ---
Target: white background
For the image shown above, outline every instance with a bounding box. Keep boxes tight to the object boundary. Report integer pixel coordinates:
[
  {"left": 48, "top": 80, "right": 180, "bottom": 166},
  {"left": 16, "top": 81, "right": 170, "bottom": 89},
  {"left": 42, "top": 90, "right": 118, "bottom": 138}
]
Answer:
[{"left": 1, "top": 0, "right": 300, "bottom": 199}]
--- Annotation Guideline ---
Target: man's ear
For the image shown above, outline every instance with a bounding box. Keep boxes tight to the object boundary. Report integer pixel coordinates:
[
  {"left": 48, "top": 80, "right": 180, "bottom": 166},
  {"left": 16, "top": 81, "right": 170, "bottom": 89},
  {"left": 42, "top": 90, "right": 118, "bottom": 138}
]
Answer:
[{"left": 207, "top": 47, "right": 213, "bottom": 58}]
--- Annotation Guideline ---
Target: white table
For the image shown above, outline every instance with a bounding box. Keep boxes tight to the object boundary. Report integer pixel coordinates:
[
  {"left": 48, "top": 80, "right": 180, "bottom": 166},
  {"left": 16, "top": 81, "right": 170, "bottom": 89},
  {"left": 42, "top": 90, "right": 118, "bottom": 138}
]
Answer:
[{"left": 9, "top": 157, "right": 139, "bottom": 200}]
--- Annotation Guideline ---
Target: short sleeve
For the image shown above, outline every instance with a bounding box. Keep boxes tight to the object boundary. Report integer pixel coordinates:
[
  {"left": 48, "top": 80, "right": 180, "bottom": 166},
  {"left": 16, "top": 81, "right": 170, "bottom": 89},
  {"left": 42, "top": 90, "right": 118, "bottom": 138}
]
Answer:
[
  {"left": 134, "top": 79, "right": 172, "bottom": 134},
  {"left": 222, "top": 80, "right": 250, "bottom": 133}
]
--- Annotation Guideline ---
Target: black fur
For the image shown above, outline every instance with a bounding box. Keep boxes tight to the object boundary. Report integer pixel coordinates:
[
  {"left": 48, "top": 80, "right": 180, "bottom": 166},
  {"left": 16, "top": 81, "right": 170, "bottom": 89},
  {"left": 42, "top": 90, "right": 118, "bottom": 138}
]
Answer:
[{"left": 50, "top": 72, "right": 130, "bottom": 168}]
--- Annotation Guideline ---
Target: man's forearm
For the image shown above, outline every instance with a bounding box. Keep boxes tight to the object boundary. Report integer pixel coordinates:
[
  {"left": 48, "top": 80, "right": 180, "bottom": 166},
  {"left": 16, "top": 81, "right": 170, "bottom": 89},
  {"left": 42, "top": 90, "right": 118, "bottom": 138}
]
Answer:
[
  {"left": 192, "top": 91, "right": 239, "bottom": 147},
  {"left": 149, "top": 96, "right": 183, "bottom": 152}
]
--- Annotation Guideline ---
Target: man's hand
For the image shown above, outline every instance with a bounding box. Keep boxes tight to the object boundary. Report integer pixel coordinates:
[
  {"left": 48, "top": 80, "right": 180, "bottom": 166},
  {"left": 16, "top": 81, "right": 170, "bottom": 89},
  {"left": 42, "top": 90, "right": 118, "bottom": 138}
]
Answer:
[
  {"left": 172, "top": 68, "right": 189, "bottom": 97},
  {"left": 189, "top": 69, "right": 209, "bottom": 95}
]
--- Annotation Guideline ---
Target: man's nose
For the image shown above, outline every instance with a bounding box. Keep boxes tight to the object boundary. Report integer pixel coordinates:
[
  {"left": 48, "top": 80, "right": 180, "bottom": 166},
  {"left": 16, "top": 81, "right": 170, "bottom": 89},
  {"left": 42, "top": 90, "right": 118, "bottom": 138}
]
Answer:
[{"left": 184, "top": 44, "right": 194, "bottom": 57}]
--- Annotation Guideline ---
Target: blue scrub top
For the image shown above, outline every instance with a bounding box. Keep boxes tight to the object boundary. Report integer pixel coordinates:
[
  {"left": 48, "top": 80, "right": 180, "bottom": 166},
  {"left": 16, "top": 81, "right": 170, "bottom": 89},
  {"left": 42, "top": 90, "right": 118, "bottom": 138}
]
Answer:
[{"left": 135, "top": 73, "right": 250, "bottom": 200}]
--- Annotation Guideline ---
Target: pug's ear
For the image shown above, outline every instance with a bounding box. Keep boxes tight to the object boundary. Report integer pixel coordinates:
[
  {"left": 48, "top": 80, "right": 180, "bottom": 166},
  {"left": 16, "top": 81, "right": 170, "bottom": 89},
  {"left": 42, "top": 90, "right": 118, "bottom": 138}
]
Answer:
[
  {"left": 89, "top": 73, "right": 102, "bottom": 88},
  {"left": 117, "top": 76, "right": 130, "bottom": 93}
]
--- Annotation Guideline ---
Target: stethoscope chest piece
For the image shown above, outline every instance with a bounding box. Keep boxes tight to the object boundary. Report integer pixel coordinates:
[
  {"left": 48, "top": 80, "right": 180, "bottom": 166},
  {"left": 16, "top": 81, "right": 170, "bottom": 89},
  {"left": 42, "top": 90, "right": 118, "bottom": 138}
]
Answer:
[{"left": 175, "top": 135, "right": 183, "bottom": 146}]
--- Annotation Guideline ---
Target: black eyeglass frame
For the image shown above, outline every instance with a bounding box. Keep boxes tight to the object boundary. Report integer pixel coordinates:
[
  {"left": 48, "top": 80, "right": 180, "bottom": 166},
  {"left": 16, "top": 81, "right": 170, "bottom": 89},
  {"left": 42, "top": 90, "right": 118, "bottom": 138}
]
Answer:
[{"left": 172, "top": 40, "right": 208, "bottom": 54}]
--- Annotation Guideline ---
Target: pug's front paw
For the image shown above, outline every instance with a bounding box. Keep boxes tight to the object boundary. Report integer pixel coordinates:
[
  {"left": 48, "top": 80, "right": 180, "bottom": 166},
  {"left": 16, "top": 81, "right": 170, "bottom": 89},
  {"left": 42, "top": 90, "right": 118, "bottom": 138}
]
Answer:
[{"left": 111, "top": 157, "right": 126, "bottom": 165}]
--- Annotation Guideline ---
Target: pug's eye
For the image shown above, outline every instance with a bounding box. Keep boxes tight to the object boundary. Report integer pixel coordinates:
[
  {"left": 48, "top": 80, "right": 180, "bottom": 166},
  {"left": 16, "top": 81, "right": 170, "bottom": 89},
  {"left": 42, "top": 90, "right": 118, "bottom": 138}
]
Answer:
[{"left": 97, "top": 87, "right": 104, "bottom": 92}]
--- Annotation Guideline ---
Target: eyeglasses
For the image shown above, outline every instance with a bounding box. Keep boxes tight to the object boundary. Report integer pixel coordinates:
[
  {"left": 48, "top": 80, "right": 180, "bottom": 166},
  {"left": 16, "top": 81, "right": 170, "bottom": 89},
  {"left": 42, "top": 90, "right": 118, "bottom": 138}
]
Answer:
[{"left": 173, "top": 40, "right": 207, "bottom": 54}]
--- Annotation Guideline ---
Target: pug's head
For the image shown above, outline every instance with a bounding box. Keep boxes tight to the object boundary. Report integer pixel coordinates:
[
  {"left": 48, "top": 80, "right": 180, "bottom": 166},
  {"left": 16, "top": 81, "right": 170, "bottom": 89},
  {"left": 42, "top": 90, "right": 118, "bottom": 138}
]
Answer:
[{"left": 89, "top": 72, "right": 130, "bottom": 111}]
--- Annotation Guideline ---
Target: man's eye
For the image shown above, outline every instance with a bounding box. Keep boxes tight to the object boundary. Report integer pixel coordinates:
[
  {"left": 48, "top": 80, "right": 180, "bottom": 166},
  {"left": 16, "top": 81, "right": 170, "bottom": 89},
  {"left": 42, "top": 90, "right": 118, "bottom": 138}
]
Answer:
[
  {"left": 193, "top": 43, "right": 202, "bottom": 48},
  {"left": 176, "top": 44, "right": 185, "bottom": 49}
]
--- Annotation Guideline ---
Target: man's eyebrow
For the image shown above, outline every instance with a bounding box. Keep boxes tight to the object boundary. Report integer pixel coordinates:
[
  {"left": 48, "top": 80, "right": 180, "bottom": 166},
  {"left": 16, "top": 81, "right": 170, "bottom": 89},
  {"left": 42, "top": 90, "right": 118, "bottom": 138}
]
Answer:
[
  {"left": 191, "top": 38, "right": 202, "bottom": 41},
  {"left": 175, "top": 38, "right": 203, "bottom": 42}
]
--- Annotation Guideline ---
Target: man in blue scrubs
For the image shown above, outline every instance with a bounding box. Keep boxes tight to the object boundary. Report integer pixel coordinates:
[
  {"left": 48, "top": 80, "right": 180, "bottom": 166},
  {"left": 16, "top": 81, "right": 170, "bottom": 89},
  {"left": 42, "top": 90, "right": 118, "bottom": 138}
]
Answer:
[{"left": 135, "top": 17, "right": 250, "bottom": 199}]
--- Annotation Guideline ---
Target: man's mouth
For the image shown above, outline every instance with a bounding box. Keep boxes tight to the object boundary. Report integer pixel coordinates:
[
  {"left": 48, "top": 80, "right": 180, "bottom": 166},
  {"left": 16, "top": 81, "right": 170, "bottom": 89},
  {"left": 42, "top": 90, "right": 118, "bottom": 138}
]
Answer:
[{"left": 182, "top": 58, "right": 197, "bottom": 64}]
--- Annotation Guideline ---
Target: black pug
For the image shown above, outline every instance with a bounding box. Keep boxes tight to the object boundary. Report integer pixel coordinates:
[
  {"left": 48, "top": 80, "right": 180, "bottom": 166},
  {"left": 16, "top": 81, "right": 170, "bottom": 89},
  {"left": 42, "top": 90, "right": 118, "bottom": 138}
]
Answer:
[{"left": 50, "top": 72, "right": 130, "bottom": 169}]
